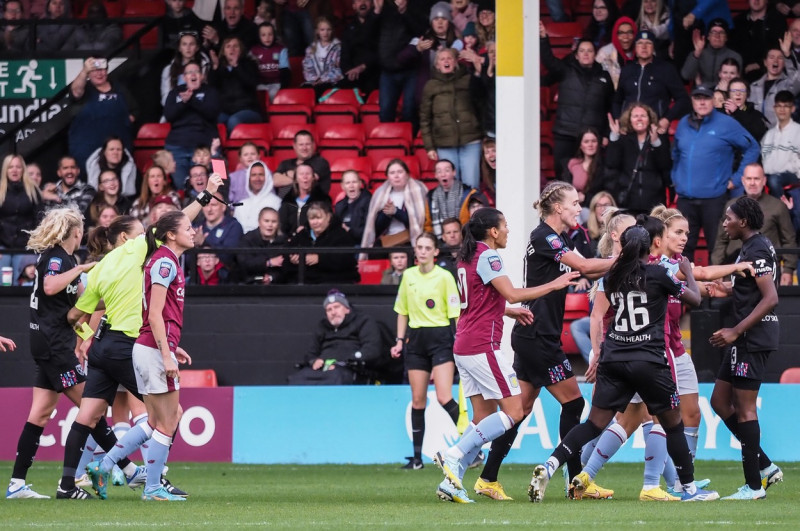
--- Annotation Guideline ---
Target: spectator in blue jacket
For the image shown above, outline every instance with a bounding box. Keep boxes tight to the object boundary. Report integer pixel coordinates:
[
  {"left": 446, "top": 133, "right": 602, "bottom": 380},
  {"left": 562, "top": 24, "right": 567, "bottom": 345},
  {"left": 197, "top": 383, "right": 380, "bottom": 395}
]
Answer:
[{"left": 671, "top": 85, "right": 760, "bottom": 261}]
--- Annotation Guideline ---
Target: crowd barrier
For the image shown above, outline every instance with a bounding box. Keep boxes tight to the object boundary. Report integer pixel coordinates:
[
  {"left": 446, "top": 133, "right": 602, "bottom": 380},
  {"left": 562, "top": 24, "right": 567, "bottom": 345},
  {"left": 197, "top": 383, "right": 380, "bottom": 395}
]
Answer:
[{"left": 2, "top": 383, "right": 798, "bottom": 464}]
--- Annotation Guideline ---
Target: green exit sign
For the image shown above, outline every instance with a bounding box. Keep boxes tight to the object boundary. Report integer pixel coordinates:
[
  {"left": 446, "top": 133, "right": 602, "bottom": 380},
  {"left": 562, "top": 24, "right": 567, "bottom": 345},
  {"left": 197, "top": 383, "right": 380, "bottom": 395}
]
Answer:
[{"left": 0, "top": 59, "right": 68, "bottom": 99}]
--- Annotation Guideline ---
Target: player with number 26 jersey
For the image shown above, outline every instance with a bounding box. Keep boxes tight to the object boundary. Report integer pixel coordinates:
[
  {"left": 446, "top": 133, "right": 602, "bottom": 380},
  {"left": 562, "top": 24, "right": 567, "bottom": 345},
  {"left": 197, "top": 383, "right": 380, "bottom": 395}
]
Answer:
[{"left": 602, "top": 264, "right": 686, "bottom": 364}]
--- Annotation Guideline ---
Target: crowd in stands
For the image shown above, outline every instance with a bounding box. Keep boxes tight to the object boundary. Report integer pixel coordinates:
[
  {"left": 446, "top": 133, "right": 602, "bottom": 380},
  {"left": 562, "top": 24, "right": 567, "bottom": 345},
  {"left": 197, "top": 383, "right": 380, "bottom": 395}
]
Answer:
[
  {"left": 0, "top": 0, "right": 497, "bottom": 286},
  {"left": 541, "top": 0, "right": 800, "bottom": 286},
  {"left": 2, "top": 0, "right": 800, "bottom": 296}
]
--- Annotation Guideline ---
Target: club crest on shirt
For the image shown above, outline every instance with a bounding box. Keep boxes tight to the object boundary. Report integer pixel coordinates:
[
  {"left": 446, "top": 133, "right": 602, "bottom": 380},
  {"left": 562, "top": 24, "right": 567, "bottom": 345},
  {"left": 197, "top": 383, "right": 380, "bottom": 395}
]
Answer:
[
  {"left": 159, "top": 261, "right": 173, "bottom": 279},
  {"left": 488, "top": 256, "right": 502, "bottom": 271},
  {"left": 47, "top": 257, "right": 62, "bottom": 272},
  {"left": 546, "top": 234, "right": 562, "bottom": 250},
  {"left": 426, "top": 298, "right": 435, "bottom": 309}
]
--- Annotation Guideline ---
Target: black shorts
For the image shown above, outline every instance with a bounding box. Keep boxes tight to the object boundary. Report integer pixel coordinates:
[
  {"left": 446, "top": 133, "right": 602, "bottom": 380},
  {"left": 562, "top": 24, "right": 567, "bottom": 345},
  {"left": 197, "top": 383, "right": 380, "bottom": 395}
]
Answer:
[
  {"left": 511, "top": 334, "right": 573, "bottom": 388},
  {"left": 716, "top": 339, "right": 771, "bottom": 391},
  {"left": 404, "top": 326, "right": 454, "bottom": 372},
  {"left": 593, "top": 360, "right": 680, "bottom": 416},
  {"left": 33, "top": 353, "right": 86, "bottom": 392},
  {"left": 83, "top": 331, "right": 142, "bottom": 403}
]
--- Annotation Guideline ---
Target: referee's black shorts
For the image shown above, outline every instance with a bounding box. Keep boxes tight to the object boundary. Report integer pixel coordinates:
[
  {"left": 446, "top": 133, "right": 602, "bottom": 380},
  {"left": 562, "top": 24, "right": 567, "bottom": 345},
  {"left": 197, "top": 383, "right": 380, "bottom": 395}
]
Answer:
[
  {"left": 593, "top": 360, "right": 680, "bottom": 416},
  {"left": 405, "top": 326, "right": 454, "bottom": 372},
  {"left": 83, "top": 331, "right": 142, "bottom": 403}
]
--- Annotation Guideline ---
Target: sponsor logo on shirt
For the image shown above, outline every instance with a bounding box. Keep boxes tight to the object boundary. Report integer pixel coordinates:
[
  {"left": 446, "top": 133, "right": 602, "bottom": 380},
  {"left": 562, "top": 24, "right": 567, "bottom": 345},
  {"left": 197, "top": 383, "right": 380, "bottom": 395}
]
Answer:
[
  {"left": 488, "top": 256, "right": 502, "bottom": 272},
  {"left": 159, "top": 261, "right": 173, "bottom": 279},
  {"left": 546, "top": 234, "right": 562, "bottom": 250},
  {"left": 426, "top": 298, "right": 435, "bottom": 309}
]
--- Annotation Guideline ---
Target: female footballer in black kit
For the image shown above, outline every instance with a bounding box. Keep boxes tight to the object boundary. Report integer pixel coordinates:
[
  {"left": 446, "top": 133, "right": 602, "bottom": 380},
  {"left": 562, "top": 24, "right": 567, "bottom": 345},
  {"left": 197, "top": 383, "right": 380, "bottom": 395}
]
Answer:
[
  {"left": 6, "top": 207, "right": 95, "bottom": 499},
  {"left": 709, "top": 196, "right": 784, "bottom": 500},
  {"left": 476, "top": 181, "right": 613, "bottom": 496},
  {"left": 528, "top": 225, "right": 720, "bottom": 502}
]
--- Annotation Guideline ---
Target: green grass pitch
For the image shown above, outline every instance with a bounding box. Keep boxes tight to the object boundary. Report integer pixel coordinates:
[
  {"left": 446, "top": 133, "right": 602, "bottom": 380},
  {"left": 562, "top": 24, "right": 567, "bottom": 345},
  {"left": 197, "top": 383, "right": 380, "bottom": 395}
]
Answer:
[{"left": 3, "top": 461, "right": 799, "bottom": 528}]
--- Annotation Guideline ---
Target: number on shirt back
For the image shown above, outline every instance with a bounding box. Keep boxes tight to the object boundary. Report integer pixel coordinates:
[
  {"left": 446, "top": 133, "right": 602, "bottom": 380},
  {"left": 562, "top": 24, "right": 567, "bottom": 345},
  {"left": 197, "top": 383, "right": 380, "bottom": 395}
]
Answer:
[
  {"left": 457, "top": 267, "right": 468, "bottom": 309},
  {"left": 611, "top": 291, "right": 649, "bottom": 332}
]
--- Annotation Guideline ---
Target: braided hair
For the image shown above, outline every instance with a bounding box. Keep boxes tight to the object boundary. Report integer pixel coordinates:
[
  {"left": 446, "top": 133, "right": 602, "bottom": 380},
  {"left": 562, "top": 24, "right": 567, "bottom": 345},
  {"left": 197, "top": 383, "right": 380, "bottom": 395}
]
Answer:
[
  {"left": 533, "top": 181, "right": 575, "bottom": 219},
  {"left": 729, "top": 196, "right": 764, "bottom": 231}
]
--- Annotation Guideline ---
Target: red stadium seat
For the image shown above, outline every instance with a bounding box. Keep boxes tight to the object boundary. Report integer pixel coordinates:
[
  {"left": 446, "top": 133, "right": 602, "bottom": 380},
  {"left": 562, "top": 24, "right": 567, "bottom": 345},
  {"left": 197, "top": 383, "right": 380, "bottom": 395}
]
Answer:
[
  {"left": 779, "top": 367, "right": 800, "bottom": 383},
  {"left": 226, "top": 123, "right": 272, "bottom": 154},
  {"left": 268, "top": 88, "right": 315, "bottom": 130},
  {"left": 365, "top": 122, "right": 412, "bottom": 166},
  {"left": 360, "top": 89, "right": 380, "bottom": 121},
  {"left": 82, "top": 0, "right": 124, "bottom": 18},
  {"left": 317, "top": 123, "right": 364, "bottom": 160},
  {"left": 564, "top": 292, "right": 590, "bottom": 319},
  {"left": 179, "top": 369, "right": 218, "bottom": 388},
  {"left": 122, "top": 1, "right": 164, "bottom": 49},
  {"left": 313, "top": 89, "right": 362, "bottom": 128},
  {"left": 135, "top": 122, "right": 171, "bottom": 146},
  {"left": 358, "top": 259, "right": 389, "bottom": 285},
  {"left": 329, "top": 156, "right": 372, "bottom": 183},
  {"left": 544, "top": 21, "right": 583, "bottom": 58},
  {"left": 562, "top": 293, "right": 590, "bottom": 356},
  {"left": 133, "top": 123, "right": 171, "bottom": 173}
]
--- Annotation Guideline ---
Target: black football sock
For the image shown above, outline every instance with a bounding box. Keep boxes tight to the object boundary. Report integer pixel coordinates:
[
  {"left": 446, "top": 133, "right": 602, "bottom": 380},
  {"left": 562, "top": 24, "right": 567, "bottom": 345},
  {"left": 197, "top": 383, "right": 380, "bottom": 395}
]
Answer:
[
  {"left": 61, "top": 422, "right": 92, "bottom": 490},
  {"left": 738, "top": 420, "right": 762, "bottom": 490},
  {"left": 723, "top": 413, "right": 772, "bottom": 469},
  {"left": 411, "top": 408, "right": 425, "bottom": 460},
  {"left": 11, "top": 422, "right": 44, "bottom": 481},
  {"left": 664, "top": 421, "right": 694, "bottom": 485},
  {"left": 560, "top": 397, "right": 585, "bottom": 481},
  {"left": 442, "top": 399, "right": 459, "bottom": 424},
  {"left": 550, "top": 421, "right": 603, "bottom": 471}
]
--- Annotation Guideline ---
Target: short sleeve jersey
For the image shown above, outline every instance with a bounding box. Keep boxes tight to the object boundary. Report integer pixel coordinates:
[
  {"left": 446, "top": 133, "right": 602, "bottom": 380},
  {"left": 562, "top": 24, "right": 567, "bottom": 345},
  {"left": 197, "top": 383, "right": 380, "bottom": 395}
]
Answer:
[
  {"left": 654, "top": 254, "right": 687, "bottom": 358},
  {"left": 454, "top": 242, "right": 507, "bottom": 355},
  {"left": 731, "top": 233, "right": 779, "bottom": 351},
  {"left": 137, "top": 246, "right": 186, "bottom": 351},
  {"left": 29, "top": 246, "right": 79, "bottom": 355},
  {"left": 602, "top": 263, "right": 685, "bottom": 364},
  {"left": 77, "top": 235, "right": 148, "bottom": 338},
  {"left": 513, "top": 222, "right": 574, "bottom": 339},
  {"left": 394, "top": 265, "right": 460, "bottom": 328}
]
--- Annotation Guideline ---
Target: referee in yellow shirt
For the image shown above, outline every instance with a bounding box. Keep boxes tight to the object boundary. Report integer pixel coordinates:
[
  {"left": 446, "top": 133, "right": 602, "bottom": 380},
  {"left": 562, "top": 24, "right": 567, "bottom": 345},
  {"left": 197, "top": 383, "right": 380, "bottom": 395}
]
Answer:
[{"left": 390, "top": 233, "right": 461, "bottom": 470}]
